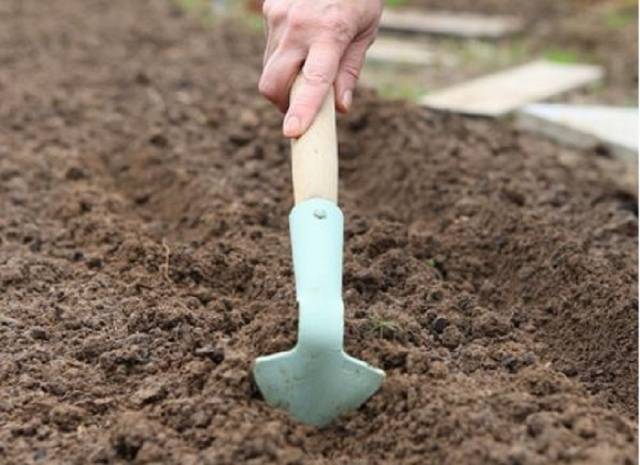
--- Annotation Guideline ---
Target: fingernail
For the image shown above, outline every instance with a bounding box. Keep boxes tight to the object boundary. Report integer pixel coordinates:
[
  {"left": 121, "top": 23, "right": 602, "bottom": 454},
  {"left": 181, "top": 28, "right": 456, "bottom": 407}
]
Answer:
[
  {"left": 342, "top": 90, "right": 353, "bottom": 110},
  {"left": 283, "top": 114, "right": 301, "bottom": 137}
]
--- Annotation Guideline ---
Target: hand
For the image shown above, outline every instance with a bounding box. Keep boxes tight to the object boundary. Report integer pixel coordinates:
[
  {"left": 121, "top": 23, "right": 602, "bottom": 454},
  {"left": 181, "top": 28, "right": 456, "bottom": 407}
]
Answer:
[{"left": 259, "top": 0, "right": 382, "bottom": 138}]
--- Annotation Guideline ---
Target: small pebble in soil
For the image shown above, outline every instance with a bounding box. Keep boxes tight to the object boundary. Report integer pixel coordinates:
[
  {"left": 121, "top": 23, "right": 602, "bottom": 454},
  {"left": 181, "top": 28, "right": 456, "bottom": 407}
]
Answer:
[
  {"left": 28, "top": 238, "right": 42, "bottom": 253},
  {"left": 28, "top": 327, "right": 48, "bottom": 341},
  {"left": 132, "top": 382, "right": 167, "bottom": 406},
  {"left": 574, "top": 416, "right": 597, "bottom": 439},
  {"left": 134, "top": 71, "right": 151, "bottom": 85},
  {"left": 383, "top": 351, "right": 408, "bottom": 370},
  {"left": 48, "top": 404, "right": 86, "bottom": 432},
  {"left": 430, "top": 361, "right": 448, "bottom": 379},
  {"left": 191, "top": 287, "right": 214, "bottom": 305},
  {"left": 558, "top": 361, "right": 579, "bottom": 377},
  {"left": 521, "top": 352, "right": 537, "bottom": 366},
  {"left": 440, "top": 325, "right": 463, "bottom": 349},
  {"left": 133, "top": 192, "right": 151, "bottom": 205},
  {"left": 110, "top": 413, "right": 149, "bottom": 461},
  {"left": 0, "top": 314, "right": 22, "bottom": 327},
  {"left": 9, "top": 419, "right": 39, "bottom": 437},
  {"left": 502, "top": 355, "right": 519, "bottom": 373},
  {"left": 194, "top": 345, "right": 225, "bottom": 364},
  {"left": 431, "top": 316, "right": 449, "bottom": 334},
  {"left": 191, "top": 410, "right": 211, "bottom": 428},
  {"left": 87, "top": 257, "right": 103, "bottom": 269},
  {"left": 0, "top": 265, "right": 23, "bottom": 285},
  {"left": 472, "top": 310, "right": 512, "bottom": 338},
  {"left": 65, "top": 166, "right": 87, "bottom": 181},
  {"left": 238, "top": 109, "right": 260, "bottom": 129},
  {"left": 228, "top": 129, "right": 252, "bottom": 146},
  {"left": 148, "top": 133, "right": 168, "bottom": 148},
  {"left": 526, "top": 411, "right": 556, "bottom": 438}
]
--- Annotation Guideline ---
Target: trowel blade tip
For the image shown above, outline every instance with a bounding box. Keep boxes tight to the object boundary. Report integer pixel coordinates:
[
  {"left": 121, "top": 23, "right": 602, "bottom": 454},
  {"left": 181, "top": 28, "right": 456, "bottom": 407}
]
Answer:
[{"left": 252, "top": 349, "right": 384, "bottom": 427}]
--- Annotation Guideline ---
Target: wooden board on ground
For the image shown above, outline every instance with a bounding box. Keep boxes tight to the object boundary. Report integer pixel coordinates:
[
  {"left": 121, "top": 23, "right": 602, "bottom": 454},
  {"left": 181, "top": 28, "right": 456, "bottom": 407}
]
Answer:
[
  {"left": 366, "top": 38, "right": 433, "bottom": 66},
  {"left": 420, "top": 60, "right": 604, "bottom": 117},
  {"left": 379, "top": 9, "right": 523, "bottom": 39},
  {"left": 517, "top": 103, "right": 638, "bottom": 164}
]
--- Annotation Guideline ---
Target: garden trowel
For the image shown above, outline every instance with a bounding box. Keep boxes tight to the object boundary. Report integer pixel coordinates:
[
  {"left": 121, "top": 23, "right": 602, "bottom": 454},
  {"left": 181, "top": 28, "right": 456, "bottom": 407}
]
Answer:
[{"left": 253, "top": 77, "right": 385, "bottom": 427}]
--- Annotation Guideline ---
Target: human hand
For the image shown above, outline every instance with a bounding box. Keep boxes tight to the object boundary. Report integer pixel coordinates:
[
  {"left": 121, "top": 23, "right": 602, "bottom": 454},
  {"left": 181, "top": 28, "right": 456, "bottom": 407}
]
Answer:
[{"left": 259, "top": 0, "right": 382, "bottom": 138}]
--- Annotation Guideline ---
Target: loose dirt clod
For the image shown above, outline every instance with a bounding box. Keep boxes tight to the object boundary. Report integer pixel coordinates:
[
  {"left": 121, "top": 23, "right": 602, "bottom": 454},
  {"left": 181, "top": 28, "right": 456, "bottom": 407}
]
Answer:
[{"left": 0, "top": 0, "right": 637, "bottom": 464}]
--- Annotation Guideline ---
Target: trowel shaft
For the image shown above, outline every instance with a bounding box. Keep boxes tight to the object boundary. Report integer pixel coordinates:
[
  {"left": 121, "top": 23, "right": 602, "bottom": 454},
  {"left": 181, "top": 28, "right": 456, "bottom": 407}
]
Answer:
[{"left": 290, "top": 79, "right": 338, "bottom": 205}]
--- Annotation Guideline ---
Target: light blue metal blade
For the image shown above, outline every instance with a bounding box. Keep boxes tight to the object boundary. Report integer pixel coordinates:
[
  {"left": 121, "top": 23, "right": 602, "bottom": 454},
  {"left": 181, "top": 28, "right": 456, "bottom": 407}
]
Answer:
[
  {"left": 253, "top": 198, "right": 385, "bottom": 427},
  {"left": 254, "top": 348, "right": 384, "bottom": 427}
]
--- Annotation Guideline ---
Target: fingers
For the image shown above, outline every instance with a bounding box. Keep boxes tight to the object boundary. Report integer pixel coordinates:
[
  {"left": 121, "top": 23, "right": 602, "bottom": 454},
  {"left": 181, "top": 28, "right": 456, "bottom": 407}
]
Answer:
[
  {"left": 259, "top": 46, "right": 306, "bottom": 113},
  {"left": 260, "top": 0, "right": 381, "bottom": 137},
  {"left": 283, "top": 42, "right": 345, "bottom": 138},
  {"left": 334, "top": 39, "right": 370, "bottom": 113}
]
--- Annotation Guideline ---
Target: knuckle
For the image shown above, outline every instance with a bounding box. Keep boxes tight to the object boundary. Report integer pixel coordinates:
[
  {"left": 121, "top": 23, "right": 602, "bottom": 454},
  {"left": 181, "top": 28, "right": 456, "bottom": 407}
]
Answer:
[
  {"left": 342, "top": 63, "right": 360, "bottom": 80},
  {"left": 342, "top": 50, "right": 367, "bottom": 79},
  {"left": 263, "top": 0, "right": 286, "bottom": 22},
  {"left": 322, "top": 10, "right": 353, "bottom": 43},
  {"left": 258, "top": 77, "right": 276, "bottom": 100},
  {"left": 286, "top": 5, "right": 309, "bottom": 30},
  {"left": 261, "top": 0, "right": 273, "bottom": 16},
  {"left": 304, "top": 68, "right": 331, "bottom": 86}
]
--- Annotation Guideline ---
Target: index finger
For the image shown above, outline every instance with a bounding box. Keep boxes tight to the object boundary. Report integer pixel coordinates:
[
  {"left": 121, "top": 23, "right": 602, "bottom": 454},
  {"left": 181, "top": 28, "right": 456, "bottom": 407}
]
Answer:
[{"left": 283, "top": 42, "right": 344, "bottom": 138}]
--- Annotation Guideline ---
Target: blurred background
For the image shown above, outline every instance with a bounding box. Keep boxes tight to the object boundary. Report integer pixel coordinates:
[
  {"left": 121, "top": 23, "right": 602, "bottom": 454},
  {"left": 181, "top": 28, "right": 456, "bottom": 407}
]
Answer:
[{"left": 208, "top": 0, "right": 638, "bottom": 105}]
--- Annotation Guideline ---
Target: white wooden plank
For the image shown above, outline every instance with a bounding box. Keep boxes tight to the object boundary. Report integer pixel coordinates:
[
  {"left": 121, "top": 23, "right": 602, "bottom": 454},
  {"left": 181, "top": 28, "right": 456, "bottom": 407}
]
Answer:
[
  {"left": 517, "top": 104, "right": 638, "bottom": 164},
  {"left": 380, "top": 9, "right": 523, "bottom": 39},
  {"left": 366, "top": 38, "right": 433, "bottom": 66},
  {"left": 420, "top": 60, "right": 604, "bottom": 117}
]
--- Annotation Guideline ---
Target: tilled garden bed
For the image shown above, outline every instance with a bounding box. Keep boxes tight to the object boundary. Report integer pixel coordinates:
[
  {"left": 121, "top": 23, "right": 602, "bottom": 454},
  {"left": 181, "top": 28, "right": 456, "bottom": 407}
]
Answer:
[{"left": 0, "top": 1, "right": 637, "bottom": 464}]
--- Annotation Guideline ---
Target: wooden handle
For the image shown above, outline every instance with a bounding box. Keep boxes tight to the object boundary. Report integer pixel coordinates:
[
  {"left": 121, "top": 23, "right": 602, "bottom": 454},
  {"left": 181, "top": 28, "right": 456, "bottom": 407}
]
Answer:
[{"left": 290, "top": 76, "right": 338, "bottom": 205}]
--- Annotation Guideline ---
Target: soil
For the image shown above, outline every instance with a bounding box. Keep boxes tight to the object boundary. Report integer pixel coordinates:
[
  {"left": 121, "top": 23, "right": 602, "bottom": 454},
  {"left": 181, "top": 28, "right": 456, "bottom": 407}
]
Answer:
[{"left": 0, "top": 1, "right": 637, "bottom": 465}]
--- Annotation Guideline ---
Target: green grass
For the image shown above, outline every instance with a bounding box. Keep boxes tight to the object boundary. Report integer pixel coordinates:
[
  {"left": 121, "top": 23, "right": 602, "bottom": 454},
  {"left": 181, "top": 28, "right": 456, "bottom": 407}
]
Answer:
[
  {"left": 384, "top": 0, "right": 411, "bottom": 7},
  {"left": 376, "top": 82, "right": 424, "bottom": 101},
  {"left": 543, "top": 48, "right": 581, "bottom": 64},
  {"left": 605, "top": 10, "right": 635, "bottom": 29},
  {"left": 174, "top": 0, "right": 210, "bottom": 14},
  {"left": 244, "top": 12, "right": 265, "bottom": 32},
  {"left": 367, "top": 314, "right": 400, "bottom": 339},
  {"left": 425, "top": 257, "right": 446, "bottom": 279},
  {"left": 446, "top": 38, "right": 531, "bottom": 70},
  {"left": 177, "top": 0, "right": 205, "bottom": 9},
  {"left": 172, "top": 0, "right": 214, "bottom": 25}
]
